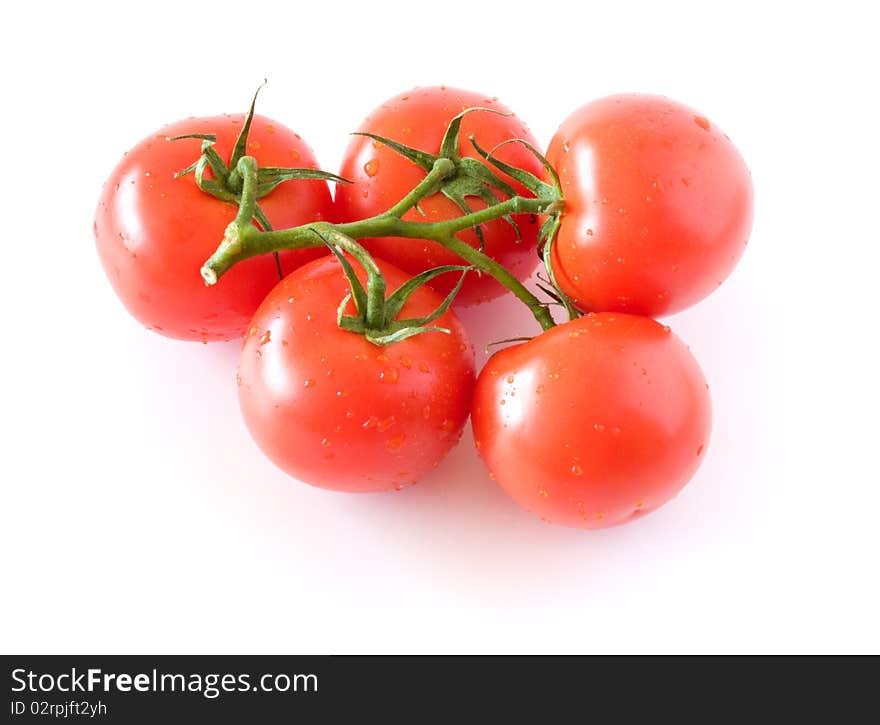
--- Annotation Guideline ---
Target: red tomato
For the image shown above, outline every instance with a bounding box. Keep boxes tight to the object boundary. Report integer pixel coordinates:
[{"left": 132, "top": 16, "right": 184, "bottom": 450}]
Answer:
[
  {"left": 546, "top": 94, "right": 753, "bottom": 316},
  {"left": 335, "top": 86, "right": 543, "bottom": 305},
  {"left": 238, "top": 256, "right": 476, "bottom": 492},
  {"left": 94, "top": 115, "right": 334, "bottom": 342},
  {"left": 471, "top": 313, "right": 711, "bottom": 528}
]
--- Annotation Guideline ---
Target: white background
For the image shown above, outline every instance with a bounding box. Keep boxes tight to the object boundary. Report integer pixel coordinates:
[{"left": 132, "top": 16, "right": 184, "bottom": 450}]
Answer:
[{"left": 1, "top": 1, "right": 878, "bottom": 654}]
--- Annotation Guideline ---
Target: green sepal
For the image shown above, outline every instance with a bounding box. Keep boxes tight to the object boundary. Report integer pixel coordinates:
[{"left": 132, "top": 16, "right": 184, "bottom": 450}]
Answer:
[
  {"left": 228, "top": 80, "right": 266, "bottom": 173},
  {"left": 541, "top": 227, "right": 580, "bottom": 321},
  {"left": 366, "top": 326, "right": 450, "bottom": 346},
  {"left": 469, "top": 136, "right": 561, "bottom": 202},
  {"left": 314, "top": 231, "right": 369, "bottom": 316},
  {"left": 256, "top": 167, "right": 351, "bottom": 197},
  {"left": 383, "top": 265, "right": 470, "bottom": 324},
  {"left": 351, "top": 132, "right": 437, "bottom": 171},
  {"left": 167, "top": 133, "right": 217, "bottom": 143},
  {"left": 485, "top": 336, "right": 534, "bottom": 352},
  {"left": 390, "top": 267, "right": 470, "bottom": 329}
]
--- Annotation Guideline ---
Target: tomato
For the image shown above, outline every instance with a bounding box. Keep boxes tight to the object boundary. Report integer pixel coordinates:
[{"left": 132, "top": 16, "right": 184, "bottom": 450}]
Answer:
[
  {"left": 546, "top": 94, "right": 753, "bottom": 316},
  {"left": 335, "top": 86, "right": 543, "bottom": 306},
  {"left": 94, "top": 115, "right": 334, "bottom": 342},
  {"left": 238, "top": 255, "right": 475, "bottom": 492},
  {"left": 471, "top": 313, "right": 711, "bottom": 528}
]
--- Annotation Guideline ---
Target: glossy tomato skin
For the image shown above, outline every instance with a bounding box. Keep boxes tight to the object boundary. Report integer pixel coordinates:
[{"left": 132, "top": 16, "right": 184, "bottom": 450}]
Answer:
[
  {"left": 239, "top": 256, "right": 475, "bottom": 492},
  {"left": 547, "top": 94, "right": 753, "bottom": 316},
  {"left": 471, "top": 313, "right": 711, "bottom": 528},
  {"left": 335, "top": 86, "right": 543, "bottom": 305},
  {"left": 95, "top": 115, "right": 333, "bottom": 342}
]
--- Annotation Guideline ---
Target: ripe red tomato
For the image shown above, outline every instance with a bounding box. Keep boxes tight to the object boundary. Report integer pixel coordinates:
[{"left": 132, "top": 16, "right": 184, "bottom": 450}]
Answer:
[
  {"left": 335, "top": 86, "right": 543, "bottom": 306},
  {"left": 546, "top": 94, "right": 753, "bottom": 316},
  {"left": 94, "top": 115, "right": 334, "bottom": 342},
  {"left": 238, "top": 255, "right": 476, "bottom": 492},
  {"left": 471, "top": 313, "right": 711, "bottom": 528}
]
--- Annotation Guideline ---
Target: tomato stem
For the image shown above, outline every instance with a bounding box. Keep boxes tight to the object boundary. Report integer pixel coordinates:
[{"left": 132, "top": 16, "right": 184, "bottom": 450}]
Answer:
[{"left": 202, "top": 155, "right": 558, "bottom": 332}]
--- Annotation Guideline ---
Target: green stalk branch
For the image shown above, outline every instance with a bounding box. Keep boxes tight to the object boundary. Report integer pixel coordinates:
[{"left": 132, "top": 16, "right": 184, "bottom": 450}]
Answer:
[{"left": 201, "top": 155, "right": 560, "bottom": 332}]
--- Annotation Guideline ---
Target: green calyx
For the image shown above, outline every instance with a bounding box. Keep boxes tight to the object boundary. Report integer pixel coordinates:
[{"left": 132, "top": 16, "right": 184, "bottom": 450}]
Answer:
[
  {"left": 169, "top": 82, "right": 349, "bottom": 278},
  {"left": 314, "top": 228, "right": 470, "bottom": 346},
  {"left": 469, "top": 135, "right": 578, "bottom": 321},
  {"left": 355, "top": 108, "right": 524, "bottom": 250}
]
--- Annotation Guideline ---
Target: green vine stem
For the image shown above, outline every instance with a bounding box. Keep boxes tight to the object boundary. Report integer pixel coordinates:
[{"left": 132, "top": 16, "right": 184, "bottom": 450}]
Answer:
[{"left": 202, "top": 156, "right": 559, "bottom": 331}]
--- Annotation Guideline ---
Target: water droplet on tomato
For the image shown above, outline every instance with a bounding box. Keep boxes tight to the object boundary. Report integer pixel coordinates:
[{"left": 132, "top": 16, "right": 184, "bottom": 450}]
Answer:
[
  {"left": 538, "top": 488, "right": 549, "bottom": 498},
  {"left": 418, "top": 361, "right": 430, "bottom": 374},
  {"left": 400, "top": 356, "right": 413, "bottom": 369},
  {"left": 362, "top": 416, "right": 378, "bottom": 429},
  {"left": 422, "top": 404, "right": 431, "bottom": 420},
  {"left": 255, "top": 349, "right": 262, "bottom": 358},
  {"left": 364, "top": 159, "right": 379, "bottom": 177},
  {"left": 259, "top": 330, "right": 271, "bottom": 345},
  {"left": 378, "top": 416, "right": 396, "bottom": 432},
  {"left": 380, "top": 367, "right": 399, "bottom": 384},
  {"left": 304, "top": 378, "right": 315, "bottom": 388},
  {"left": 571, "top": 464, "right": 583, "bottom": 476},
  {"left": 697, "top": 445, "right": 704, "bottom": 456},
  {"left": 387, "top": 433, "right": 406, "bottom": 451},
  {"left": 694, "top": 115, "right": 711, "bottom": 130},
  {"left": 506, "top": 375, "right": 514, "bottom": 384}
]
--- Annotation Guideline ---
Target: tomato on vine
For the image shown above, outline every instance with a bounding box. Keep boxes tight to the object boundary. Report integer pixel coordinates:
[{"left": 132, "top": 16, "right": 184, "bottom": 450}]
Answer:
[
  {"left": 95, "top": 108, "right": 338, "bottom": 342},
  {"left": 238, "top": 247, "right": 475, "bottom": 492},
  {"left": 335, "top": 86, "right": 544, "bottom": 305},
  {"left": 471, "top": 313, "right": 712, "bottom": 528},
  {"left": 545, "top": 94, "right": 753, "bottom": 316}
]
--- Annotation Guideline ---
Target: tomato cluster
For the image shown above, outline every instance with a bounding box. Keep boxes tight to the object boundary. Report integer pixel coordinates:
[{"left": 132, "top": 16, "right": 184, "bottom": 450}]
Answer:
[{"left": 95, "top": 86, "right": 752, "bottom": 529}]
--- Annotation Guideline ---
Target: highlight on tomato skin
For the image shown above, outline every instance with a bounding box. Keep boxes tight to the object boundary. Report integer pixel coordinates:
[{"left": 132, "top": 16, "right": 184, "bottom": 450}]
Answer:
[
  {"left": 334, "top": 86, "right": 544, "bottom": 306},
  {"left": 94, "top": 114, "right": 334, "bottom": 342},
  {"left": 545, "top": 94, "right": 754, "bottom": 317},
  {"left": 470, "top": 313, "right": 712, "bottom": 529},
  {"left": 237, "top": 255, "right": 476, "bottom": 493}
]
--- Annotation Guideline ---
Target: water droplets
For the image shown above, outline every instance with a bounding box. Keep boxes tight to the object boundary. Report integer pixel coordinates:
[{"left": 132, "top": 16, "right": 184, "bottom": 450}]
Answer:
[
  {"left": 571, "top": 464, "right": 583, "bottom": 476},
  {"left": 259, "top": 330, "right": 271, "bottom": 345},
  {"left": 364, "top": 159, "right": 380, "bottom": 177},
  {"left": 380, "top": 367, "right": 399, "bottom": 384},
  {"left": 386, "top": 433, "right": 406, "bottom": 451},
  {"left": 694, "top": 115, "right": 711, "bottom": 131},
  {"left": 303, "top": 378, "right": 315, "bottom": 388}
]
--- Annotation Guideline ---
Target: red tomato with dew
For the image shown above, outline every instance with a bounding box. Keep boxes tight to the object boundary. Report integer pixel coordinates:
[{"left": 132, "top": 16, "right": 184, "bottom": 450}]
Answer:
[
  {"left": 471, "top": 313, "right": 711, "bottom": 528},
  {"left": 335, "top": 86, "right": 543, "bottom": 306},
  {"left": 238, "top": 255, "right": 476, "bottom": 492},
  {"left": 546, "top": 94, "right": 753, "bottom": 316},
  {"left": 94, "top": 115, "right": 334, "bottom": 341}
]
